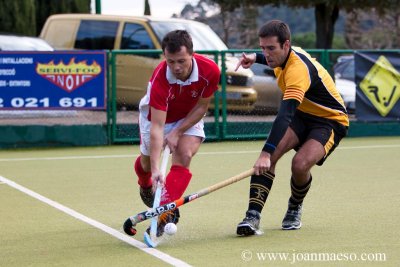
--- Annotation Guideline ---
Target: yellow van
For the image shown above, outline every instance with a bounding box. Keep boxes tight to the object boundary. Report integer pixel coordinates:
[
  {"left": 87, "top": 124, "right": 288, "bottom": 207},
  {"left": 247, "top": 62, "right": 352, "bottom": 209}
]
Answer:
[{"left": 40, "top": 14, "right": 257, "bottom": 111}]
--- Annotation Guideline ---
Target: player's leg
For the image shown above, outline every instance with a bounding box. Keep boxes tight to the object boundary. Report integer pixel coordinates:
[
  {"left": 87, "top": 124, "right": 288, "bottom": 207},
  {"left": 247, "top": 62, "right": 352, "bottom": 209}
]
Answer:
[
  {"left": 151, "top": 119, "right": 204, "bottom": 236},
  {"left": 282, "top": 119, "right": 347, "bottom": 230},
  {"left": 161, "top": 134, "right": 201, "bottom": 205},
  {"left": 134, "top": 113, "right": 154, "bottom": 207},
  {"left": 149, "top": 135, "right": 202, "bottom": 236},
  {"left": 161, "top": 116, "right": 204, "bottom": 206},
  {"left": 237, "top": 127, "right": 299, "bottom": 236},
  {"left": 282, "top": 138, "right": 324, "bottom": 230},
  {"left": 135, "top": 154, "right": 154, "bottom": 207}
]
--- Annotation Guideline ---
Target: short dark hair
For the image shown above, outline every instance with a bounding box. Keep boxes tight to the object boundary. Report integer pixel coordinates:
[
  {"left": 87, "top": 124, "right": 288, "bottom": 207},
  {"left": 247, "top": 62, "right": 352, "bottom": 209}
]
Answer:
[
  {"left": 258, "top": 20, "right": 291, "bottom": 48},
  {"left": 161, "top": 30, "right": 193, "bottom": 54}
]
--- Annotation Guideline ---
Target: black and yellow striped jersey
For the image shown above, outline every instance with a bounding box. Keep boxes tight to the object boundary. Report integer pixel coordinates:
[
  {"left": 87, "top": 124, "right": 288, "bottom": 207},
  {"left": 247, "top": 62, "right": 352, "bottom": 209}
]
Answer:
[{"left": 274, "top": 47, "right": 349, "bottom": 127}]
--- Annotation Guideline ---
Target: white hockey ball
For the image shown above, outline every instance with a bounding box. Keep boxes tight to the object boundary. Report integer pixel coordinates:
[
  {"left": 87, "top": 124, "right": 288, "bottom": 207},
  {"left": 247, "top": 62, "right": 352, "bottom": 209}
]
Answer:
[{"left": 164, "top": 223, "right": 177, "bottom": 235}]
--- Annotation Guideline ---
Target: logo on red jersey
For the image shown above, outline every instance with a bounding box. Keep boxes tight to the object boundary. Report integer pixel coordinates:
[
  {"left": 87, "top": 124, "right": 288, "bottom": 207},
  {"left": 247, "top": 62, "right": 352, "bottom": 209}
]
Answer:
[{"left": 190, "top": 90, "right": 199, "bottom": 98}]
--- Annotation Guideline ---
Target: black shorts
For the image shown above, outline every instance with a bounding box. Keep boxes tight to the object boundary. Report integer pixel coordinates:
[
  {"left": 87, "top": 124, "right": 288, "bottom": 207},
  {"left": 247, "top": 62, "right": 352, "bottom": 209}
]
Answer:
[{"left": 290, "top": 110, "right": 348, "bottom": 166}]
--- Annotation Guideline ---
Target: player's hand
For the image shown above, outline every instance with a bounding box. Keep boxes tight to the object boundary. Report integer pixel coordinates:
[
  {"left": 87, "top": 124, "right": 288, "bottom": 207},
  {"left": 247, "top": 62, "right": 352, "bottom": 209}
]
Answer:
[
  {"left": 253, "top": 151, "right": 271, "bottom": 175},
  {"left": 151, "top": 170, "right": 165, "bottom": 192},
  {"left": 235, "top": 52, "right": 256, "bottom": 71},
  {"left": 165, "top": 130, "right": 180, "bottom": 153}
]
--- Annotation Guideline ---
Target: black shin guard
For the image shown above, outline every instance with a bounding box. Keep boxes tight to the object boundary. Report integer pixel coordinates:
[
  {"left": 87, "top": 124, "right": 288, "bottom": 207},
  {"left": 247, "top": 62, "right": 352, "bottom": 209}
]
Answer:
[{"left": 248, "top": 172, "right": 275, "bottom": 213}]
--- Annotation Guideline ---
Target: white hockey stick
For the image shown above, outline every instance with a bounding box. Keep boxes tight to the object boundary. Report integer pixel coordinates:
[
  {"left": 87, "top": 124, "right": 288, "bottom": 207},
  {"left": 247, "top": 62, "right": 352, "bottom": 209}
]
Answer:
[
  {"left": 123, "top": 168, "right": 254, "bottom": 238},
  {"left": 144, "top": 146, "right": 170, "bottom": 247}
]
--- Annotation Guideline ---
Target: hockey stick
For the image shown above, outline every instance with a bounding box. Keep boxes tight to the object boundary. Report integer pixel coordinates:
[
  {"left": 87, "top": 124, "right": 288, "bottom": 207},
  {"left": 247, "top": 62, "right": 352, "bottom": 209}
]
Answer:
[
  {"left": 123, "top": 168, "right": 254, "bottom": 236},
  {"left": 143, "top": 146, "right": 170, "bottom": 247}
]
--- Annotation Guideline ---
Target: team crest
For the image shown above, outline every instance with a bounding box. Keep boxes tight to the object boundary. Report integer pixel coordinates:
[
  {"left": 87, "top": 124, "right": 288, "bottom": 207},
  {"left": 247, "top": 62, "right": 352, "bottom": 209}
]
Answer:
[
  {"left": 190, "top": 90, "right": 199, "bottom": 98},
  {"left": 36, "top": 58, "right": 102, "bottom": 92}
]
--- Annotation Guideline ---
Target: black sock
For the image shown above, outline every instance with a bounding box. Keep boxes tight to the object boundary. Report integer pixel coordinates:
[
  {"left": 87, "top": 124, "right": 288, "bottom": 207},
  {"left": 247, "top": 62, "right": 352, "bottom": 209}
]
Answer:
[
  {"left": 248, "top": 172, "right": 275, "bottom": 213},
  {"left": 289, "top": 175, "right": 312, "bottom": 209}
]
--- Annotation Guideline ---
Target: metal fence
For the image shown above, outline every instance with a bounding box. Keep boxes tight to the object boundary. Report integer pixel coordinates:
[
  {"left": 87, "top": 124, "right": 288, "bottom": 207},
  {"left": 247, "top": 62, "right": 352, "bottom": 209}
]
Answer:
[
  {"left": 106, "top": 49, "right": 398, "bottom": 144},
  {"left": 1, "top": 49, "right": 399, "bottom": 149}
]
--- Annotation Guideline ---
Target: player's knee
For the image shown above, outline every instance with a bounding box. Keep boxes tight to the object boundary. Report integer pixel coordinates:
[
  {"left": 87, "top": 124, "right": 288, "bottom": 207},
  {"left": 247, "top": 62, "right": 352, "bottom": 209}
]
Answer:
[
  {"left": 175, "top": 150, "right": 193, "bottom": 167},
  {"left": 291, "top": 157, "right": 309, "bottom": 175}
]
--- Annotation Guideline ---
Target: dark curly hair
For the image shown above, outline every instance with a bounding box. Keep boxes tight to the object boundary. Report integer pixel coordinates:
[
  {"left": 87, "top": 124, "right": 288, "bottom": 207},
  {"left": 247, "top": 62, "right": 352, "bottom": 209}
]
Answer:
[
  {"left": 258, "top": 20, "right": 291, "bottom": 48},
  {"left": 161, "top": 30, "right": 193, "bottom": 54}
]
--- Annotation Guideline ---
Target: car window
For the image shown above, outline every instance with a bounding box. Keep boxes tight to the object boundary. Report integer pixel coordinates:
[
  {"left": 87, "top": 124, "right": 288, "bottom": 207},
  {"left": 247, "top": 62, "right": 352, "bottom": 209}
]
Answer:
[
  {"left": 335, "top": 59, "right": 354, "bottom": 81},
  {"left": 75, "top": 20, "right": 119, "bottom": 50},
  {"left": 334, "top": 56, "right": 355, "bottom": 81},
  {"left": 121, "top": 23, "right": 155, "bottom": 49},
  {"left": 341, "top": 59, "right": 354, "bottom": 81}
]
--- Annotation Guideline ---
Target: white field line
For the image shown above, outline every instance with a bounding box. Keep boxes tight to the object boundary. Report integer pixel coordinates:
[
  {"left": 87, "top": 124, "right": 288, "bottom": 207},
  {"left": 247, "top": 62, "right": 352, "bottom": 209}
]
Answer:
[
  {"left": 0, "top": 144, "right": 400, "bottom": 162},
  {"left": 0, "top": 175, "right": 192, "bottom": 267}
]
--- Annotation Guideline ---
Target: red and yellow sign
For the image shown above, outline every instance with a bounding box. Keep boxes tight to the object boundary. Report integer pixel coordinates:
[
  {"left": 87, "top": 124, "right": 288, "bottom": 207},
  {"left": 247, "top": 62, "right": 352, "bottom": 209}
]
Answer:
[{"left": 36, "top": 58, "right": 102, "bottom": 92}]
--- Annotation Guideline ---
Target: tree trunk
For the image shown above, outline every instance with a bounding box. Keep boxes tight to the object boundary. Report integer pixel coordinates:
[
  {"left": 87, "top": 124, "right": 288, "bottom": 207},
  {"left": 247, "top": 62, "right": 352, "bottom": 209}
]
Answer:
[
  {"left": 220, "top": 9, "right": 230, "bottom": 44},
  {"left": 238, "top": 3, "right": 258, "bottom": 48},
  {"left": 144, "top": 0, "right": 151, "bottom": 15},
  {"left": 314, "top": 3, "right": 339, "bottom": 49}
]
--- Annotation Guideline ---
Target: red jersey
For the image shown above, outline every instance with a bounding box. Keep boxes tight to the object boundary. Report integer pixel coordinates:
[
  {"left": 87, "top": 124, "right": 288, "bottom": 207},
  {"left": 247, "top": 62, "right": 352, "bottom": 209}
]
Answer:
[{"left": 139, "top": 53, "right": 220, "bottom": 123}]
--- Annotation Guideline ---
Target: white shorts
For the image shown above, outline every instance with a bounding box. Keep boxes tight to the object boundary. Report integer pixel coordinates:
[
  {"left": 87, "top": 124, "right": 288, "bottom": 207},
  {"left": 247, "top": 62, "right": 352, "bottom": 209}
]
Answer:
[{"left": 139, "top": 114, "right": 205, "bottom": 156}]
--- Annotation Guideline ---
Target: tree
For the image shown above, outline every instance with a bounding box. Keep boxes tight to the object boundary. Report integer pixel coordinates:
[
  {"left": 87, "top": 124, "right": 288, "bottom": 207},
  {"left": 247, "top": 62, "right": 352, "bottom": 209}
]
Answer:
[
  {"left": 237, "top": 3, "right": 259, "bottom": 48},
  {"left": 0, "top": 0, "right": 36, "bottom": 36},
  {"left": 0, "top": 0, "right": 91, "bottom": 36},
  {"left": 35, "top": 0, "right": 91, "bottom": 35},
  {"left": 144, "top": 0, "right": 151, "bottom": 15},
  {"left": 314, "top": 2, "right": 339, "bottom": 48},
  {"left": 345, "top": 6, "right": 400, "bottom": 49},
  {"left": 209, "top": 0, "right": 398, "bottom": 49},
  {"left": 213, "top": 0, "right": 237, "bottom": 44},
  {"left": 210, "top": 0, "right": 269, "bottom": 47}
]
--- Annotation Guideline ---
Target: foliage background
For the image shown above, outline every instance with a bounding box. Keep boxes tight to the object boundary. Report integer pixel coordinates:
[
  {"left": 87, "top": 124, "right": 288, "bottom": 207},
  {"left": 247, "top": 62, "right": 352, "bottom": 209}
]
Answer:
[
  {"left": 0, "top": 0, "right": 90, "bottom": 36},
  {"left": 0, "top": 0, "right": 397, "bottom": 49}
]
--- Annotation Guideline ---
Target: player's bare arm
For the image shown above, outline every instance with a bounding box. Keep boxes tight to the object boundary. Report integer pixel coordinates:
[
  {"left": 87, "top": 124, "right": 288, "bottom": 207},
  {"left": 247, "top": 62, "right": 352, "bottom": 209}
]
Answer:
[
  {"left": 165, "top": 96, "right": 211, "bottom": 151},
  {"left": 150, "top": 107, "right": 167, "bottom": 185}
]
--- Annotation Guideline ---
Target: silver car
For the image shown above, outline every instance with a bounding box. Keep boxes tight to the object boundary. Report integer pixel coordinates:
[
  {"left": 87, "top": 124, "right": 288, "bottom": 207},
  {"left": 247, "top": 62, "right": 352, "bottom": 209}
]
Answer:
[
  {"left": 0, "top": 35, "right": 54, "bottom": 51},
  {"left": 251, "top": 64, "right": 282, "bottom": 114},
  {"left": 333, "top": 55, "right": 355, "bottom": 112}
]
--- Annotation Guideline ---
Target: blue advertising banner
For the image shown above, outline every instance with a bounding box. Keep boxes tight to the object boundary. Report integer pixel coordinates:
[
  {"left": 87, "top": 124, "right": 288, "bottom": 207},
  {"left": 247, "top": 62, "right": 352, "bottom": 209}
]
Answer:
[
  {"left": 0, "top": 51, "right": 107, "bottom": 110},
  {"left": 355, "top": 51, "right": 400, "bottom": 121}
]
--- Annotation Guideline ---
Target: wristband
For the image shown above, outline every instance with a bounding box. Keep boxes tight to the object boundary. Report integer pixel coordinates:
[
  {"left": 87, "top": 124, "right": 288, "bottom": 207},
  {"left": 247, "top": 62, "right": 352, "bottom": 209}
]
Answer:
[{"left": 262, "top": 142, "right": 276, "bottom": 154}]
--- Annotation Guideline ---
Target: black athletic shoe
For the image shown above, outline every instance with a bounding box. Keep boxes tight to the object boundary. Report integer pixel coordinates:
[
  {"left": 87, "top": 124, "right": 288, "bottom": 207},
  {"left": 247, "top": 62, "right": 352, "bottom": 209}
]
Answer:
[
  {"left": 139, "top": 186, "right": 154, "bottom": 208},
  {"left": 237, "top": 210, "right": 261, "bottom": 236},
  {"left": 146, "top": 208, "right": 180, "bottom": 237},
  {"left": 282, "top": 204, "right": 302, "bottom": 230}
]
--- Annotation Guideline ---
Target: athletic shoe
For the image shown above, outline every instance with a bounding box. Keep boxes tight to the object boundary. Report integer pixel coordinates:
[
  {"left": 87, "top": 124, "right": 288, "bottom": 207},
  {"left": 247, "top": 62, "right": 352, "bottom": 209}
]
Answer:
[
  {"left": 236, "top": 210, "right": 261, "bottom": 236},
  {"left": 282, "top": 203, "right": 303, "bottom": 230},
  {"left": 147, "top": 208, "right": 180, "bottom": 237},
  {"left": 139, "top": 186, "right": 154, "bottom": 208}
]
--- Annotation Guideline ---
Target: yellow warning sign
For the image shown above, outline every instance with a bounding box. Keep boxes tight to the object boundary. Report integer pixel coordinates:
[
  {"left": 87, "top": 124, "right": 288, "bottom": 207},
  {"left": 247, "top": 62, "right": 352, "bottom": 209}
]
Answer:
[{"left": 359, "top": 56, "right": 400, "bottom": 116}]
